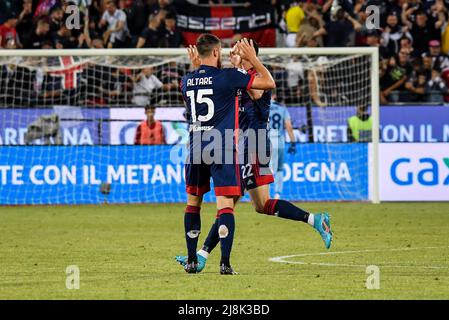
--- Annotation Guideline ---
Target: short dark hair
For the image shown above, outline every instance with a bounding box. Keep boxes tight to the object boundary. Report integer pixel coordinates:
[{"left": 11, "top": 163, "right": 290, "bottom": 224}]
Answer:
[
  {"left": 145, "top": 105, "right": 156, "bottom": 111},
  {"left": 416, "top": 10, "right": 426, "bottom": 16},
  {"left": 196, "top": 34, "right": 221, "bottom": 57},
  {"left": 37, "top": 17, "right": 50, "bottom": 26},
  {"left": 50, "top": 5, "right": 62, "bottom": 14},
  {"left": 400, "top": 36, "right": 411, "bottom": 43},
  {"left": 165, "top": 13, "right": 176, "bottom": 21}
]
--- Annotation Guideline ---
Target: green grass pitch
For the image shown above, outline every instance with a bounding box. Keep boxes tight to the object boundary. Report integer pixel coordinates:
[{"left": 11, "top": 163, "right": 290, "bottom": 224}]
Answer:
[{"left": 1, "top": 202, "right": 448, "bottom": 299}]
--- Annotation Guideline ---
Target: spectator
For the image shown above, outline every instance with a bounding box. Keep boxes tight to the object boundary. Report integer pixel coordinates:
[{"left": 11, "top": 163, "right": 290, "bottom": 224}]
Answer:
[
  {"left": 159, "top": 60, "right": 184, "bottom": 103},
  {"left": 380, "top": 49, "right": 413, "bottom": 103},
  {"left": 405, "top": 69, "right": 428, "bottom": 102},
  {"left": 296, "top": 15, "right": 323, "bottom": 47},
  {"left": 0, "top": 1, "right": 21, "bottom": 24},
  {"left": 79, "top": 15, "right": 104, "bottom": 49},
  {"left": 382, "top": 12, "right": 412, "bottom": 57},
  {"left": 121, "top": 0, "right": 148, "bottom": 46},
  {"left": 52, "top": 24, "right": 77, "bottom": 49},
  {"left": 426, "top": 67, "right": 449, "bottom": 103},
  {"left": 39, "top": 73, "right": 64, "bottom": 104},
  {"left": 402, "top": 9, "right": 444, "bottom": 57},
  {"left": 22, "top": 18, "right": 52, "bottom": 49},
  {"left": 149, "top": 0, "right": 176, "bottom": 16},
  {"left": 162, "top": 13, "right": 183, "bottom": 48},
  {"left": 422, "top": 40, "right": 449, "bottom": 71},
  {"left": 136, "top": 14, "right": 161, "bottom": 48},
  {"left": 87, "top": 0, "right": 103, "bottom": 22},
  {"left": 0, "top": 63, "right": 36, "bottom": 106},
  {"left": 399, "top": 35, "right": 414, "bottom": 55},
  {"left": 16, "top": 0, "right": 34, "bottom": 41},
  {"left": 320, "top": 7, "right": 362, "bottom": 47},
  {"left": 134, "top": 105, "right": 166, "bottom": 145},
  {"left": 99, "top": 0, "right": 130, "bottom": 48},
  {"left": 0, "top": 15, "right": 20, "bottom": 49},
  {"left": 49, "top": 5, "right": 64, "bottom": 33},
  {"left": 284, "top": 2, "right": 305, "bottom": 47},
  {"left": 97, "top": 67, "right": 133, "bottom": 105},
  {"left": 132, "top": 66, "right": 176, "bottom": 106},
  {"left": 365, "top": 29, "right": 390, "bottom": 60}
]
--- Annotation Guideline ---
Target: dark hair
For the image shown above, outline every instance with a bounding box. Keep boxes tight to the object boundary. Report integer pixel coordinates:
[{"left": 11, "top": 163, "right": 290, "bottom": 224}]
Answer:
[
  {"left": 5, "top": 13, "right": 17, "bottom": 21},
  {"left": 196, "top": 34, "right": 221, "bottom": 57},
  {"left": 412, "top": 57, "right": 422, "bottom": 66},
  {"left": 387, "top": 11, "right": 398, "bottom": 17},
  {"left": 145, "top": 105, "right": 156, "bottom": 111},
  {"left": 37, "top": 17, "right": 50, "bottom": 26},
  {"left": 165, "top": 13, "right": 176, "bottom": 21},
  {"left": 416, "top": 10, "right": 426, "bottom": 16},
  {"left": 50, "top": 5, "right": 62, "bottom": 14}
]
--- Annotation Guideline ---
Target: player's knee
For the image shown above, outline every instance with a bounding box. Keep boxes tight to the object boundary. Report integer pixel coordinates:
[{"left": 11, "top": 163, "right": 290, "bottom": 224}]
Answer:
[{"left": 253, "top": 201, "right": 265, "bottom": 214}]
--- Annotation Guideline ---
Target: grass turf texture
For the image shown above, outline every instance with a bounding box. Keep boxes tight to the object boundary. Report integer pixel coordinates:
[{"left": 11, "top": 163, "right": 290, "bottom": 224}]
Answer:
[{"left": 0, "top": 202, "right": 448, "bottom": 299}]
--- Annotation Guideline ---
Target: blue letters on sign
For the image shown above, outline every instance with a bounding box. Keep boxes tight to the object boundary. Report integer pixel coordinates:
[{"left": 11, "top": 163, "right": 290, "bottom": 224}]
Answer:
[
  {"left": 391, "top": 158, "right": 413, "bottom": 186},
  {"left": 417, "top": 158, "right": 439, "bottom": 186},
  {"left": 390, "top": 157, "right": 449, "bottom": 187}
]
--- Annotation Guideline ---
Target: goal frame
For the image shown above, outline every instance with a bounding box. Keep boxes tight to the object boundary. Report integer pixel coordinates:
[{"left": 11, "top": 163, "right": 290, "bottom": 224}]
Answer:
[{"left": 0, "top": 47, "right": 380, "bottom": 204}]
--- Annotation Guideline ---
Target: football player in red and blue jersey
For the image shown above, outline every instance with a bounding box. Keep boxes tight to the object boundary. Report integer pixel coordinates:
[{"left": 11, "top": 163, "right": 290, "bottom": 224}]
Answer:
[
  {"left": 177, "top": 39, "right": 333, "bottom": 274},
  {"left": 179, "top": 34, "right": 276, "bottom": 274}
]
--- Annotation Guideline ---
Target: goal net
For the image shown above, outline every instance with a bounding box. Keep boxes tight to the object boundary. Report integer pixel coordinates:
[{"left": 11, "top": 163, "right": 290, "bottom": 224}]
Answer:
[{"left": 0, "top": 48, "right": 379, "bottom": 205}]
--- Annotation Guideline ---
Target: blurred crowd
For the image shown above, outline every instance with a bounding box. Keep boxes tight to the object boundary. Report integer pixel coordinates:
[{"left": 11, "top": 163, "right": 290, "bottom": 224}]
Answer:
[{"left": 1, "top": 0, "right": 449, "bottom": 104}]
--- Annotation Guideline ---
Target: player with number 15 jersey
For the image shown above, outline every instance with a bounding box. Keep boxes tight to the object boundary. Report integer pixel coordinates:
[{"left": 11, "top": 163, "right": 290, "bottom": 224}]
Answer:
[
  {"left": 181, "top": 63, "right": 255, "bottom": 196},
  {"left": 178, "top": 35, "right": 276, "bottom": 275}
]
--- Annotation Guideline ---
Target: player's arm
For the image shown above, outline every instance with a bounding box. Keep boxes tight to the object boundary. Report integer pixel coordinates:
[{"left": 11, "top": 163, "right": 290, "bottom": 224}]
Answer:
[
  {"left": 247, "top": 75, "right": 264, "bottom": 100},
  {"left": 285, "top": 109, "right": 296, "bottom": 154},
  {"left": 285, "top": 119, "right": 295, "bottom": 143},
  {"left": 237, "top": 38, "right": 276, "bottom": 90},
  {"left": 229, "top": 45, "right": 264, "bottom": 100},
  {"left": 248, "top": 88, "right": 264, "bottom": 100}
]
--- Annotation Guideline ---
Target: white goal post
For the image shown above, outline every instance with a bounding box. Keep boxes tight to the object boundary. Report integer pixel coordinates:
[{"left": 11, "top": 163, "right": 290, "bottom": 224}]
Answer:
[{"left": 0, "top": 47, "right": 380, "bottom": 205}]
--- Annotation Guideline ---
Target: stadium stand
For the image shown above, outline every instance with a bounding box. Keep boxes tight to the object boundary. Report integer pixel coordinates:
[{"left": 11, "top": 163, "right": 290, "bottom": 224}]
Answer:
[{"left": 1, "top": 0, "right": 449, "bottom": 104}]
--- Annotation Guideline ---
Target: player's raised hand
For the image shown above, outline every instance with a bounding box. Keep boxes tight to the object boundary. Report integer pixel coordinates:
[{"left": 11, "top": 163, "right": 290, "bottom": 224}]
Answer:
[
  {"left": 229, "top": 43, "right": 242, "bottom": 67},
  {"left": 187, "top": 45, "right": 201, "bottom": 69},
  {"left": 236, "top": 38, "right": 257, "bottom": 62}
]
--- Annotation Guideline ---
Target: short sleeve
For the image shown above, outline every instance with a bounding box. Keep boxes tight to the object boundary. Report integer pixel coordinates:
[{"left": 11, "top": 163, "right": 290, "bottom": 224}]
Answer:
[
  {"left": 101, "top": 11, "right": 108, "bottom": 21},
  {"left": 118, "top": 10, "right": 127, "bottom": 22},
  {"left": 226, "top": 68, "right": 255, "bottom": 90},
  {"left": 151, "top": 75, "right": 163, "bottom": 89}
]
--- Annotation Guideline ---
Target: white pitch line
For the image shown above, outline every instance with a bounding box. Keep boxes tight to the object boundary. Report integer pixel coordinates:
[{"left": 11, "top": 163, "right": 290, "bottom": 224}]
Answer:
[{"left": 269, "top": 246, "right": 449, "bottom": 269}]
